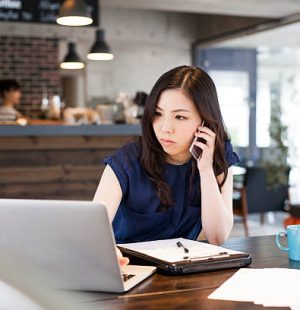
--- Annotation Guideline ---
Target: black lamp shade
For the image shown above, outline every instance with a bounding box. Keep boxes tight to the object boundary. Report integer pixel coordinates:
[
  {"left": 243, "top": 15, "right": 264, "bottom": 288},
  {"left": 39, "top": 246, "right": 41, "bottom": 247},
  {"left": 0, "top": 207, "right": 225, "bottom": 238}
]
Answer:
[
  {"left": 87, "top": 29, "right": 114, "bottom": 60},
  {"left": 60, "top": 42, "right": 84, "bottom": 69},
  {"left": 57, "top": 0, "right": 93, "bottom": 26}
]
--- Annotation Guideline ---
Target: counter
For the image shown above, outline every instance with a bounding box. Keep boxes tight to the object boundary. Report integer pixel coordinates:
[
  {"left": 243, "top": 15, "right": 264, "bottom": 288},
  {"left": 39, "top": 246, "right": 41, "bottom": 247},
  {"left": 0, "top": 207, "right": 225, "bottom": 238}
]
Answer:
[
  {"left": 0, "top": 125, "right": 141, "bottom": 200},
  {"left": 0, "top": 124, "right": 141, "bottom": 136}
]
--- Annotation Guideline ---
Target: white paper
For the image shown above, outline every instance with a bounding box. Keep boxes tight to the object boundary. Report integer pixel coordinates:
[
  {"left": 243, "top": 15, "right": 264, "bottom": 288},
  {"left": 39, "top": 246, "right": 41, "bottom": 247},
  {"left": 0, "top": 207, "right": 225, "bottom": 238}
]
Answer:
[
  {"left": 118, "top": 238, "right": 244, "bottom": 263},
  {"left": 0, "top": 281, "right": 42, "bottom": 310},
  {"left": 208, "top": 268, "right": 300, "bottom": 309}
]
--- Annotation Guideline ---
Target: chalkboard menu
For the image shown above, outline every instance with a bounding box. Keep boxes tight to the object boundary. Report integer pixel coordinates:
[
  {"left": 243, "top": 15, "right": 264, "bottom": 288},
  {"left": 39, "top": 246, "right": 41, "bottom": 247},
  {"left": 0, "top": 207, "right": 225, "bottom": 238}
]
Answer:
[{"left": 0, "top": 0, "right": 98, "bottom": 26}]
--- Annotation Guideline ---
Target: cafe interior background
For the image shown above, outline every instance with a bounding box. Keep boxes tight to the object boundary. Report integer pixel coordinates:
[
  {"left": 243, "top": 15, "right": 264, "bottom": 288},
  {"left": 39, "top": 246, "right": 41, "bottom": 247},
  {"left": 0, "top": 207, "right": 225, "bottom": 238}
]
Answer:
[{"left": 1, "top": 0, "right": 300, "bottom": 238}]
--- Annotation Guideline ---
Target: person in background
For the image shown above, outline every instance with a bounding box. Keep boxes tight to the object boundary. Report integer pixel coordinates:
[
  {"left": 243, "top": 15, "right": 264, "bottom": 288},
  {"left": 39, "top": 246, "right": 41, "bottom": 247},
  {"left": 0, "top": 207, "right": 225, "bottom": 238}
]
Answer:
[
  {"left": 93, "top": 65, "right": 239, "bottom": 264},
  {"left": 0, "top": 79, "right": 22, "bottom": 120}
]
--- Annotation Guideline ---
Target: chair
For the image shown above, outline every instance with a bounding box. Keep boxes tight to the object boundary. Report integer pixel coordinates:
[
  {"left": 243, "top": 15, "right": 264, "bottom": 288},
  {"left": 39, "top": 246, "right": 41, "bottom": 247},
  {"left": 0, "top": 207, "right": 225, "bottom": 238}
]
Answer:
[
  {"left": 233, "top": 166, "right": 289, "bottom": 236},
  {"left": 284, "top": 204, "right": 300, "bottom": 227}
]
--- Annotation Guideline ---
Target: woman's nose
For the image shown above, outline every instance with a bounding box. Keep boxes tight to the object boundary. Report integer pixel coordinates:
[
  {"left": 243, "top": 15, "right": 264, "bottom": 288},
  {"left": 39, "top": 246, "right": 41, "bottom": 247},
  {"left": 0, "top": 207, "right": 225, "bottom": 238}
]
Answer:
[{"left": 161, "top": 118, "right": 174, "bottom": 133}]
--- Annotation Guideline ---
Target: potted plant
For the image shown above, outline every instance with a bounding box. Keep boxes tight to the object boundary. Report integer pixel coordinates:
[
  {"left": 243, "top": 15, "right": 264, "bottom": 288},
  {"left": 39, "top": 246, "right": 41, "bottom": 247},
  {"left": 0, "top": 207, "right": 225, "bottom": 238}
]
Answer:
[{"left": 262, "top": 100, "right": 290, "bottom": 189}]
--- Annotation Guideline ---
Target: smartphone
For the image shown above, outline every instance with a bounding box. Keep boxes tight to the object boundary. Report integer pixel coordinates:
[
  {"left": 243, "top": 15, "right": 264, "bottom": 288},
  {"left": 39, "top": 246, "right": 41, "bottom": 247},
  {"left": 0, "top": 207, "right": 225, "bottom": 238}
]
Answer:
[{"left": 189, "top": 121, "right": 206, "bottom": 160}]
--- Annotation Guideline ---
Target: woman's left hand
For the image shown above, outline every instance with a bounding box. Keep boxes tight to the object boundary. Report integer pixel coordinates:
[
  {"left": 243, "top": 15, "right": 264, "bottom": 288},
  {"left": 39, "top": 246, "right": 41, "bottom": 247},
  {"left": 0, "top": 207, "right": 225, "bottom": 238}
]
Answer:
[
  {"left": 116, "top": 247, "right": 130, "bottom": 266},
  {"left": 193, "top": 125, "right": 216, "bottom": 172}
]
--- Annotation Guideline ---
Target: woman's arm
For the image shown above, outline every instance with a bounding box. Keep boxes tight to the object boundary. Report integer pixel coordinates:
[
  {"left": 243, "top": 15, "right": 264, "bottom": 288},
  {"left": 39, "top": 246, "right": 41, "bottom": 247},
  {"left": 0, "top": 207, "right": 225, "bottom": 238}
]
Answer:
[
  {"left": 93, "top": 165, "right": 129, "bottom": 265},
  {"left": 193, "top": 124, "right": 234, "bottom": 245},
  {"left": 200, "top": 167, "right": 233, "bottom": 245},
  {"left": 93, "top": 165, "right": 123, "bottom": 223}
]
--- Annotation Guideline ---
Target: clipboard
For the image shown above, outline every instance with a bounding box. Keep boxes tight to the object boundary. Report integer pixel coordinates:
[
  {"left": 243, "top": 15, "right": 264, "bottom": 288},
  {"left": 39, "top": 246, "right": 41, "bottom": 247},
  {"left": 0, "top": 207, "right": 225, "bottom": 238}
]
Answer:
[{"left": 118, "top": 238, "right": 252, "bottom": 275}]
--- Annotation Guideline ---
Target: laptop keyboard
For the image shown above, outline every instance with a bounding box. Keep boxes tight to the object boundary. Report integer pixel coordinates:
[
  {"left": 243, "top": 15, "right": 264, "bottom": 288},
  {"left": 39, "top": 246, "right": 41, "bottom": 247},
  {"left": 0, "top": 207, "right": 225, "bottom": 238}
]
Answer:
[{"left": 122, "top": 274, "right": 135, "bottom": 282}]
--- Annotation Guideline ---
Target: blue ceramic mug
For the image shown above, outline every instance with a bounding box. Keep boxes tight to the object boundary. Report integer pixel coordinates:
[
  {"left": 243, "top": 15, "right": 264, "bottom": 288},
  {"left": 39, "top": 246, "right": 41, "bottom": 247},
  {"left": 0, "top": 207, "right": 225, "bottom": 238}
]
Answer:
[{"left": 276, "top": 225, "right": 300, "bottom": 261}]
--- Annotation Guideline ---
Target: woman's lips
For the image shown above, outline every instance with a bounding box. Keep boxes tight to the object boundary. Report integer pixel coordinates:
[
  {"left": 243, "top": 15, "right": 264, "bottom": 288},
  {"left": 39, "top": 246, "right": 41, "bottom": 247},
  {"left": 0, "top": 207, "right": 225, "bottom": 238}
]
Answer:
[{"left": 161, "top": 139, "right": 175, "bottom": 147}]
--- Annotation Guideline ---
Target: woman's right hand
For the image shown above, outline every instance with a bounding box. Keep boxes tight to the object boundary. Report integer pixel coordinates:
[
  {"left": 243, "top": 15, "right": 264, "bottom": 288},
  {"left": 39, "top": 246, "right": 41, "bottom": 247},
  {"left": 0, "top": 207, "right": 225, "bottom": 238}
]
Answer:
[{"left": 116, "top": 247, "right": 129, "bottom": 266}]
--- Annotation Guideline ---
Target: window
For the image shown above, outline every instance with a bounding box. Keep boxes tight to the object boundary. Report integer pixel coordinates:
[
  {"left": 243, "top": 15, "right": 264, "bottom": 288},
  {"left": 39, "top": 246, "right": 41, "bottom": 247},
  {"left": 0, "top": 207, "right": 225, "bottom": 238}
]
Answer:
[{"left": 209, "top": 70, "right": 249, "bottom": 147}]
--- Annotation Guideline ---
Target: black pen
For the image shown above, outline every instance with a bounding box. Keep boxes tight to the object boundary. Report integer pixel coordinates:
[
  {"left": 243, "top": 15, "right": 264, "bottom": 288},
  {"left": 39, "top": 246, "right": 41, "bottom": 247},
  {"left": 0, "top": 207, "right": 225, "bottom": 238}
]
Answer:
[
  {"left": 176, "top": 241, "right": 189, "bottom": 253},
  {"left": 183, "top": 252, "right": 229, "bottom": 260}
]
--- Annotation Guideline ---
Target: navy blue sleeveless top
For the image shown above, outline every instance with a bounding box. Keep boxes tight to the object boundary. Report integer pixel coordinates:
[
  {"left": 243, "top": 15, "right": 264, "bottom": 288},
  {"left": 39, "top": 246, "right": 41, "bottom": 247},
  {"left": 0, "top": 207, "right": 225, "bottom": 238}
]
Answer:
[{"left": 104, "top": 140, "right": 239, "bottom": 243}]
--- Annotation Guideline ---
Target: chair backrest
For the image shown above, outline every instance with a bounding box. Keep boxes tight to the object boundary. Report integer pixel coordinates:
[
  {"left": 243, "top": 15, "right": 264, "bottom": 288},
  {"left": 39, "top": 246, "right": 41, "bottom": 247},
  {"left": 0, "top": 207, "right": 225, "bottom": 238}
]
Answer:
[{"left": 243, "top": 166, "right": 289, "bottom": 214}]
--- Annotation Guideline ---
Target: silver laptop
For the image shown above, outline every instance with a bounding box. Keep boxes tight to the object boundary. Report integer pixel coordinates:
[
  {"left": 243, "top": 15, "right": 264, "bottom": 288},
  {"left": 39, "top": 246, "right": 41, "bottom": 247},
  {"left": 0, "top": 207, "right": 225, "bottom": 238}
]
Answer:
[{"left": 0, "top": 199, "right": 156, "bottom": 293}]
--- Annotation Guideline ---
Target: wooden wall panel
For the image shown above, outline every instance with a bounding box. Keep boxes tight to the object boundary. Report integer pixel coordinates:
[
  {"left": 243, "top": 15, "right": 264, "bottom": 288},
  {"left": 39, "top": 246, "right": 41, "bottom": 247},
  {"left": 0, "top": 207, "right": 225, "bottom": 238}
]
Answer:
[
  {"left": 0, "top": 150, "right": 114, "bottom": 167},
  {"left": 0, "top": 136, "right": 137, "bottom": 150},
  {"left": 0, "top": 135, "right": 137, "bottom": 200}
]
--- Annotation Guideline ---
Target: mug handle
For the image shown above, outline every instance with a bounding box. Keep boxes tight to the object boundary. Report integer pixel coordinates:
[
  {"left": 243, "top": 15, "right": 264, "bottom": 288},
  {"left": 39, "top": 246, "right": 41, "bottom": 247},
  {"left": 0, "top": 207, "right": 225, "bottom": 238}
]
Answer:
[{"left": 276, "top": 231, "right": 289, "bottom": 252}]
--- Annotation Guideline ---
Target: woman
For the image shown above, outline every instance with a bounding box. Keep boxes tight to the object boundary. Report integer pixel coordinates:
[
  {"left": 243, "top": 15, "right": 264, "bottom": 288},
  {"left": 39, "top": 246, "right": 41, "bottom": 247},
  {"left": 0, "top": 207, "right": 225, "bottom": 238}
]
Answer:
[
  {"left": 0, "top": 79, "right": 22, "bottom": 120},
  {"left": 94, "top": 66, "right": 239, "bottom": 255}
]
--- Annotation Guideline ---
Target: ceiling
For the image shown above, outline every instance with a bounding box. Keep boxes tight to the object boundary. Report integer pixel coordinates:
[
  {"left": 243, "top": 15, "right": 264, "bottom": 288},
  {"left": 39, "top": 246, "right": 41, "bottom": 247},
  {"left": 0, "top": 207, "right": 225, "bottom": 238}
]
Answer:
[
  {"left": 102, "top": 0, "right": 300, "bottom": 18},
  {"left": 214, "top": 21, "right": 300, "bottom": 48},
  {"left": 102, "top": 0, "right": 300, "bottom": 52}
]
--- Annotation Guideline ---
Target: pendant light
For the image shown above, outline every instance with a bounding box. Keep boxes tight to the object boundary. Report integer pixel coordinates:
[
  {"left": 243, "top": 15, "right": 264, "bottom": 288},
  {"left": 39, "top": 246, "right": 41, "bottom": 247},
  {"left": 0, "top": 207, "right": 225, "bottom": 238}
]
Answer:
[
  {"left": 87, "top": 29, "right": 114, "bottom": 61},
  {"left": 60, "top": 42, "right": 85, "bottom": 69},
  {"left": 57, "top": 0, "right": 93, "bottom": 26}
]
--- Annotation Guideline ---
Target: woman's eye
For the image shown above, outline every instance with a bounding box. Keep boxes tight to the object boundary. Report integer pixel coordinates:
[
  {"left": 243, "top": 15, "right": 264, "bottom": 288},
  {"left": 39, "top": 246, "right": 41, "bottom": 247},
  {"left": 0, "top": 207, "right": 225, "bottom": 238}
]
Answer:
[
  {"left": 154, "top": 111, "right": 161, "bottom": 117},
  {"left": 176, "top": 115, "right": 187, "bottom": 120}
]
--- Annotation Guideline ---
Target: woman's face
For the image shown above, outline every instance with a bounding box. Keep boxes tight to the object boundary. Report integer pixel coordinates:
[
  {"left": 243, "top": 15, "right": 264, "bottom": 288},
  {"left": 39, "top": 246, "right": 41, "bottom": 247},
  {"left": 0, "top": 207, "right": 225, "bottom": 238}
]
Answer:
[
  {"left": 152, "top": 88, "right": 202, "bottom": 164},
  {"left": 4, "top": 89, "right": 21, "bottom": 105}
]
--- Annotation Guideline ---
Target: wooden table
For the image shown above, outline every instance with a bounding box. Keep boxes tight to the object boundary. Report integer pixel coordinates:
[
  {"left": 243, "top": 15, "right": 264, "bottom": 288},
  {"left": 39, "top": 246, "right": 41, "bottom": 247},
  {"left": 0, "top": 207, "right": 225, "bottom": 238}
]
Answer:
[{"left": 61, "top": 235, "right": 294, "bottom": 309}]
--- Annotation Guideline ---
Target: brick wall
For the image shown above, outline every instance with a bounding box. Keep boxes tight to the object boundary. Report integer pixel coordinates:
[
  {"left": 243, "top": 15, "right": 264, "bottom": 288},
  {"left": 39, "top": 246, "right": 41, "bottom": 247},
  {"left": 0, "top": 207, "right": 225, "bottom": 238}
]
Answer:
[{"left": 0, "top": 36, "right": 62, "bottom": 118}]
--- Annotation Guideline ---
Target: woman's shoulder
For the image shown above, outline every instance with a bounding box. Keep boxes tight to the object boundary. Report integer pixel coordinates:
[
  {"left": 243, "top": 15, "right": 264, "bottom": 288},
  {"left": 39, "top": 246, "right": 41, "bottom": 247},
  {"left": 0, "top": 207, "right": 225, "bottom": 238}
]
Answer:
[
  {"left": 224, "top": 139, "right": 233, "bottom": 150},
  {"left": 224, "top": 140, "right": 239, "bottom": 167},
  {"left": 104, "top": 140, "right": 141, "bottom": 171},
  {"left": 116, "top": 140, "right": 140, "bottom": 159}
]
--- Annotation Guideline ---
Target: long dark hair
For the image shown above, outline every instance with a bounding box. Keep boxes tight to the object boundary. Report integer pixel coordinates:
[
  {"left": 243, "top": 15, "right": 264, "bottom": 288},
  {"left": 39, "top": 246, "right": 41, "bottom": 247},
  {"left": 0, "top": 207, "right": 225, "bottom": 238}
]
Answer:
[{"left": 140, "top": 65, "right": 230, "bottom": 208}]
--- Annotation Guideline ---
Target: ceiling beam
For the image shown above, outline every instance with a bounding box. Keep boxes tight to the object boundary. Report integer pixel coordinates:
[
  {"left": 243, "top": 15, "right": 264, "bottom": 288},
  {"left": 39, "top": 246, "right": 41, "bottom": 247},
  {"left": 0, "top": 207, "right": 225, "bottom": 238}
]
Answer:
[
  {"left": 193, "top": 13, "right": 300, "bottom": 47},
  {"left": 102, "top": 0, "right": 300, "bottom": 19}
]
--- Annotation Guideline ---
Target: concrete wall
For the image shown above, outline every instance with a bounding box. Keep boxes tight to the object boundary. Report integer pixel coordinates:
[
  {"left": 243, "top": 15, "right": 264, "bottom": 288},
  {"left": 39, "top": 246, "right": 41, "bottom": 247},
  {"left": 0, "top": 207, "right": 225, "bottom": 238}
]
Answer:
[{"left": 0, "top": 6, "right": 266, "bottom": 106}]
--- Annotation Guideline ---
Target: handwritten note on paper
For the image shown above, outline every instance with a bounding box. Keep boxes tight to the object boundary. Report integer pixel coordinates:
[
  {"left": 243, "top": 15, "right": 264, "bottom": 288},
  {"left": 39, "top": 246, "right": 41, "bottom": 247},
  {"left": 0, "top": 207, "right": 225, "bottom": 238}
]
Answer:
[
  {"left": 118, "top": 238, "right": 243, "bottom": 263},
  {"left": 208, "top": 268, "right": 300, "bottom": 308}
]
